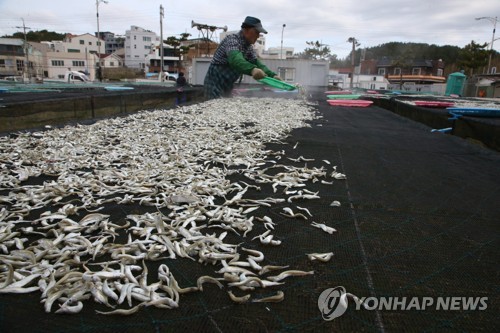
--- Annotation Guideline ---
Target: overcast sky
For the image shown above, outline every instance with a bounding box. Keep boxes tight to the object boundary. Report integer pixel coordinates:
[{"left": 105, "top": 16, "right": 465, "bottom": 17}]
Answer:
[{"left": 0, "top": 0, "right": 499, "bottom": 58}]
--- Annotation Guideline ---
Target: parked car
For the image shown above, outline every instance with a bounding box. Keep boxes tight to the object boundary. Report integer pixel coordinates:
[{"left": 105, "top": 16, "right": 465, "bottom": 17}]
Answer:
[{"left": 0, "top": 76, "right": 23, "bottom": 83}]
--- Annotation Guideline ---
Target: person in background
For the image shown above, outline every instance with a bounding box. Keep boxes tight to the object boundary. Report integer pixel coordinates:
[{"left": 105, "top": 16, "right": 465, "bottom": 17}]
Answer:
[
  {"left": 176, "top": 72, "right": 187, "bottom": 105},
  {"left": 203, "top": 16, "right": 281, "bottom": 99}
]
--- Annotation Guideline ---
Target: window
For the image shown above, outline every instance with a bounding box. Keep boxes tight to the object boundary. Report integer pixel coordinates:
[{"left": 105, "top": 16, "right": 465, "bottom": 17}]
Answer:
[
  {"left": 0, "top": 59, "right": 4, "bottom": 68},
  {"left": 68, "top": 49, "right": 80, "bottom": 53},
  {"left": 143, "top": 36, "right": 151, "bottom": 42},
  {"left": 110, "top": 62, "right": 114, "bottom": 66},
  {"left": 51, "top": 60, "right": 65, "bottom": 66},
  {"left": 144, "top": 45, "right": 151, "bottom": 50},
  {"left": 134, "top": 45, "right": 137, "bottom": 49},
  {"left": 437, "top": 68, "right": 443, "bottom": 76},
  {"left": 378, "top": 68, "right": 386, "bottom": 75},
  {"left": 89, "top": 42, "right": 92, "bottom": 46},
  {"left": 72, "top": 61, "right": 85, "bottom": 67},
  {"left": 393, "top": 67, "right": 401, "bottom": 75},
  {"left": 79, "top": 40, "right": 84, "bottom": 45},
  {"left": 134, "top": 36, "right": 136, "bottom": 40},
  {"left": 277, "top": 67, "right": 296, "bottom": 82},
  {"left": 16, "top": 59, "right": 24, "bottom": 71},
  {"left": 490, "top": 67, "right": 497, "bottom": 74},
  {"left": 412, "top": 67, "right": 421, "bottom": 75}
]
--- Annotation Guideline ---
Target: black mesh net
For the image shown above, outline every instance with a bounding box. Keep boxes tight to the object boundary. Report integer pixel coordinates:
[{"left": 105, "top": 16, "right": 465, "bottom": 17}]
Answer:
[{"left": 1, "top": 91, "right": 498, "bottom": 332}]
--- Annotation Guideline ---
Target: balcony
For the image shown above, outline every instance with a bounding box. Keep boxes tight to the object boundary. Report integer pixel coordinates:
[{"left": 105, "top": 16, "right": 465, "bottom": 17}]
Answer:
[{"left": 387, "top": 74, "right": 446, "bottom": 84}]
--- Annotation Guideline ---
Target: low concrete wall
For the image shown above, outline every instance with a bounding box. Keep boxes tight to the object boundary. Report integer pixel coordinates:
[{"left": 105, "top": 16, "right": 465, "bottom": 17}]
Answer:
[
  {"left": 369, "top": 97, "right": 451, "bottom": 129},
  {"left": 0, "top": 87, "right": 205, "bottom": 132},
  {"left": 453, "top": 117, "right": 500, "bottom": 151},
  {"left": 369, "top": 96, "right": 500, "bottom": 152}
]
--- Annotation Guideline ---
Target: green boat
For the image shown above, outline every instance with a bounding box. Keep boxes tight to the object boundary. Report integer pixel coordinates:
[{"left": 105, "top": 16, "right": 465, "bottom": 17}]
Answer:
[{"left": 327, "top": 94, "right": 362, "bottom": 100}]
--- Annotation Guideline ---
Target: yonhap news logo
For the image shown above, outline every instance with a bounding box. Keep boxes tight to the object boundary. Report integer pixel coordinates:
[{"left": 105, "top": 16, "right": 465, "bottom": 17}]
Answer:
[{"left": 318, "top": 286, "right": 488, "bottom": 320}]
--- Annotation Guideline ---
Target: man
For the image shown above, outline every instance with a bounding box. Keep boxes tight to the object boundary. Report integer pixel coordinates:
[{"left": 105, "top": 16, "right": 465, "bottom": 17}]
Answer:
[
  {"left": 175, "top": 72, "right": 187, "bottom": 105},
  {"left": 204, "top": 16, "right": 281, "bottom": 99}
]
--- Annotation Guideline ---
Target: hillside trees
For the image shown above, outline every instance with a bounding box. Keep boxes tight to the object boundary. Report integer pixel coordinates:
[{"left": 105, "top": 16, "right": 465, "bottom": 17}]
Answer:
[{"left": 457, "top": 40, "right": 489, "bottom": 75}]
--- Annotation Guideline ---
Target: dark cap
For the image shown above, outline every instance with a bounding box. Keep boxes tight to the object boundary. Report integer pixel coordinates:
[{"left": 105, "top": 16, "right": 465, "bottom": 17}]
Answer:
[{"left": 242, "top": 16, "right": 268, "bottom": 34}]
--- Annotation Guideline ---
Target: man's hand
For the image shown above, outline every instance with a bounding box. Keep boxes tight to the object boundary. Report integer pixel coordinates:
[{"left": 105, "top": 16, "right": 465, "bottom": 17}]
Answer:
[
  {"left": 251, "top": 68, "right": 266, "bottom": 80},
  {"left": 273, "top": 75, "right": 283, "bottom": 81}
]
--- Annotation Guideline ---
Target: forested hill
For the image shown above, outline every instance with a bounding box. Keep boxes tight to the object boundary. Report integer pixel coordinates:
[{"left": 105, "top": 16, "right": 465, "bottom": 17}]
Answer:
[
  {"left": 362, "top": 42, "right": 462, "bottom": 64},
  {"left": 2, "top": 30, "right": 66, "bottom": 42}
]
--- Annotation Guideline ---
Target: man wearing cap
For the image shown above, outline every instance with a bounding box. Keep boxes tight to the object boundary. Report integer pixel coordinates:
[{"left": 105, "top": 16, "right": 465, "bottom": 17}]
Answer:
[{"left": 204, "top": 16, "right": 281, "bottom": 99}]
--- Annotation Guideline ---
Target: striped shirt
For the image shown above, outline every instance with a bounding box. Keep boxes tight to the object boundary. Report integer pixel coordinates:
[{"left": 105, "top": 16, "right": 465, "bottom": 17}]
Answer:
[{"left": 211, "top": 31, "right": 257, "bottom": 65}]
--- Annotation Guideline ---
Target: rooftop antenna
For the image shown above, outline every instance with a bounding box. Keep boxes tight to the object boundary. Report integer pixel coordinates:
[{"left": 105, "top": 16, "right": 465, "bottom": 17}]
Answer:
[{"left": 191, "top": 20, "right": 228, "bottom": 56}]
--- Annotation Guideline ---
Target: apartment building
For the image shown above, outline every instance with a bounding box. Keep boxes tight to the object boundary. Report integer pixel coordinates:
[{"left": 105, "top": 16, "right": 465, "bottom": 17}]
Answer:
[
  {"left": 98, "top": 31, "right": 125, "bottom": 55},
  {"left": 124, "top": 25, "right": 159, "bottom": 69},
  {"left": 0, "top": 38, "right": 25, "bottom": 78}
]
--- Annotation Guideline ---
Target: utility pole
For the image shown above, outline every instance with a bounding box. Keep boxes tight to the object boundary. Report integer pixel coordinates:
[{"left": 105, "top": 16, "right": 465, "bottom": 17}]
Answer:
[
  {"left": 96, "top": 0, "right": 108, "bottom": 81},
  {"left": 475, "top": 16, "right": 497, "bottom": 74},
  {"left": 160, "top": 5, "right": 164, "bottom": 82},
  {"left": 16, "top": 18, "right": 31, "bottom": 83},
  {"left": 347, "top": 37, "right": 359, "bottom": 89},
  {"left": 281, "top": 24, "right": 286, "bottom": 60}
]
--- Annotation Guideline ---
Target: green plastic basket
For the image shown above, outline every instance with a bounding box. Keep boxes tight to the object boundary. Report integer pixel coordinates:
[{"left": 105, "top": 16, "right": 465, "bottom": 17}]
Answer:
[{"left": 259, "top": 77, "right": 297, "bottom": 91}]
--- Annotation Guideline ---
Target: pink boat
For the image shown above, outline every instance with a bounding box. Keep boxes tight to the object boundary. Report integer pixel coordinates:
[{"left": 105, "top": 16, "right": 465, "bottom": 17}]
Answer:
[{"left": 327, "top": 99, "right": 373, "bottom": 107}]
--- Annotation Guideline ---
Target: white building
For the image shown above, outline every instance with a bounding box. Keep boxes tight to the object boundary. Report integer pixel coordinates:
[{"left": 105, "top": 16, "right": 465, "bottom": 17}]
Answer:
[
  {"left": 44, "top": 50, "right": 98, "bottom": 80},
  {"left": 262, "top": 46, "right": 294, "bottom": 60},
  {"left": 144, "top": 41, "right": 181, "bottom": 74},
  {"left": 0, "top": 38, "right": 25, "bottom": 78},
  {"left": 41, "top": 41, "right": 66, "bottom": 53},
  {"left": 328, "top": 69, "right": 390, "bottom": 90},
  {"left": 99, "top": 53, "right": 123, "bottom": 68},
  {"left": 124, "top": 26, "right": 159, "bottom": 69},
  {"left": 220, "top": 30, "right": 266, "bottom": 57},
  {"left": 192, "top": 58, "right": 329, "bottom": 87},
  {"left": 60, "top": 33, "right": 102, "bottom": 55}
]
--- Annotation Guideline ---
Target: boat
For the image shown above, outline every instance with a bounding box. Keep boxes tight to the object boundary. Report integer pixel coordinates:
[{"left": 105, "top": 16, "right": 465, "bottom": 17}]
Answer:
[
  {"left": 104, "top": 86, "right": 135, "bottom": 91},
  {"left": 324, "top": 90, "right": 352, "bottom": 95},
  {"left": 326, "top": 94, "right": 362, "bottom": 100},
  {"left": 447, "top": 107, "right": 500, "bottom": 119},
  {"left": 414, "top": 101, "right": 455, "bottom": 108},
  {"left": 327, "top": 99, "right": 373, "bottom": 107}
]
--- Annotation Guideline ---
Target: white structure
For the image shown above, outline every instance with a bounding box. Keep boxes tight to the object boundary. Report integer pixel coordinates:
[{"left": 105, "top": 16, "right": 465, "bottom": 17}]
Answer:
[
  {"left": 0, "top": 38, "right": 25, "bottom": 78},
  {"left": 192, "top": 58, "right": 329, "bottom": 87},
  {"left": 218, "top": 30, "right": 293, "bottom": 59},
  {"left": 124, "top": 25, "right": 159, "bottom": 69},
  {"left": 353, "top": 74, "right": 390, "bottom": 90},
  {"left": 144, "top": 41, "right": 181, "bottom": 74},
  {"left": 220, "top": 30, "right": 266, "bottom": 57},
  {"left": 41, "top": 41, "right": 66, "bottom": 53},
  {"left": 261, "top": 46, "right": 294, "bottom": 60},
  {"left": 60, "top": 33, "right": 102, "bottom": 54},
  {"left": 100, "top": 53, "right": 123, "bottom": 68},
  {"left": 329, "top": 69, "right": 390, "bottom": 90},
  {"left": 44, "top": 50, "right": 98, "bottom": 80}
]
